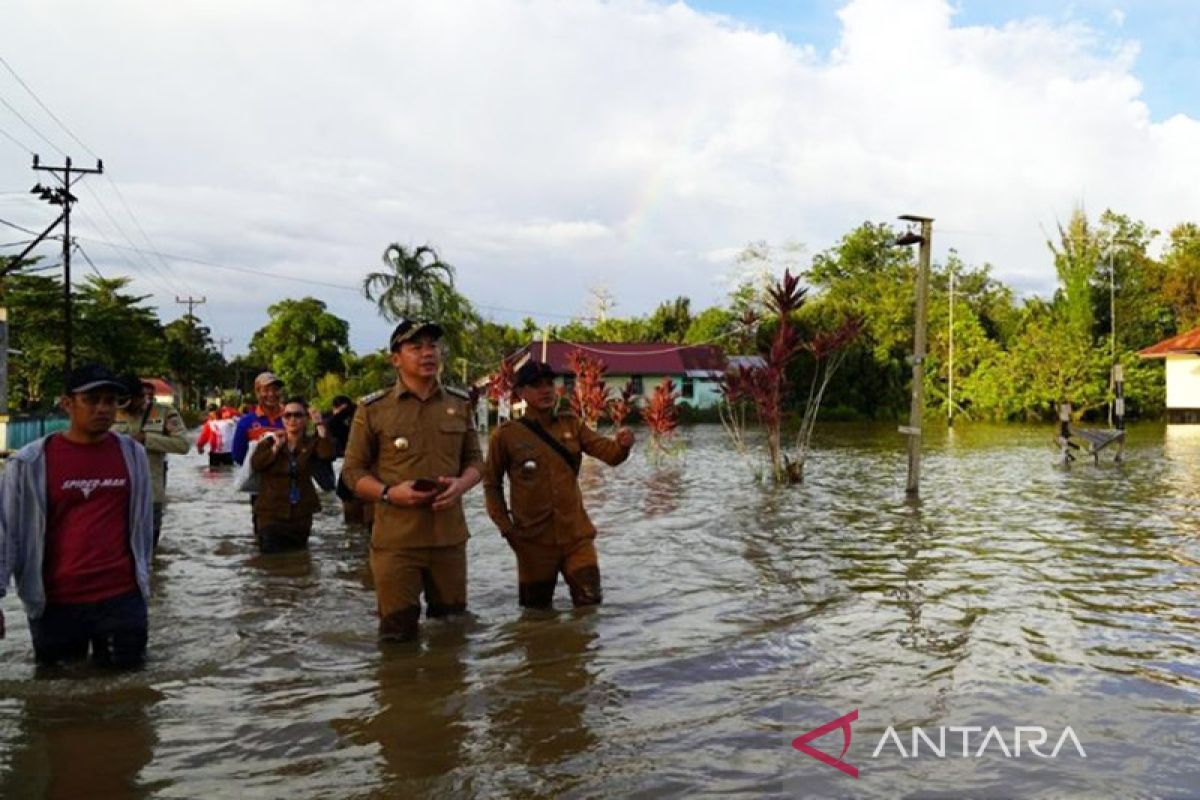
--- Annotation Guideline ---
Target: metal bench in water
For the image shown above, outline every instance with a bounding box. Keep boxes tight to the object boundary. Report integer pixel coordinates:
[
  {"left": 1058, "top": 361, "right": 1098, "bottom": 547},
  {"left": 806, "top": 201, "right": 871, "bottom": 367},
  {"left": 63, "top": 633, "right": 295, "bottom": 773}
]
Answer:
[{"left": 1056, "top": 402, "right": 1125, "bottom": 465}]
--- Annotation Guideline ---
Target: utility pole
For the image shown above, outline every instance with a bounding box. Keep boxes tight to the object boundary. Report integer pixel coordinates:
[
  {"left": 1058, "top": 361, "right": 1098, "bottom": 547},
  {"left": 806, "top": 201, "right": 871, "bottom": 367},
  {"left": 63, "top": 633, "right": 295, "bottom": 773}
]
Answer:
[
  {"left": 947, "top": 264, "right": 955, "bottom": 427},
  {"left": 176, "top": 295, "right": 206, "bottom": 318},
  {"left": 897, "top": 214, "right": 934, "bottom": 497},
  {"left": 29, "top": 154, "right": 104, "bottom": 375},
  {"left": 214, "top": 336, "right": 232, "bottom": 358},
  {"left": 174, "top": 296, "right": 206, "bottom": 409}
]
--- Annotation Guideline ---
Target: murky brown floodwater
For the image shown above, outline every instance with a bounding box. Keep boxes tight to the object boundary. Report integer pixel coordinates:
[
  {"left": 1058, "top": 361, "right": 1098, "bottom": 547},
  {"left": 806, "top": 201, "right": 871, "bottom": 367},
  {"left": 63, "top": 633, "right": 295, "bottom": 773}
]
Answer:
[{"left": 2, "top": 422, "right": 1199, "bottom": 799}]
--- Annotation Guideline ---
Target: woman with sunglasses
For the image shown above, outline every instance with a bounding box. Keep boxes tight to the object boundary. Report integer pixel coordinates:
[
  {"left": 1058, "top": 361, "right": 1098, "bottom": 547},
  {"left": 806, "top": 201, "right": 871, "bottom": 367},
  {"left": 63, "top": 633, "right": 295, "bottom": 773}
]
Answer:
[{"left": 249, "top": 397, "right": 334, "bottom": 552}]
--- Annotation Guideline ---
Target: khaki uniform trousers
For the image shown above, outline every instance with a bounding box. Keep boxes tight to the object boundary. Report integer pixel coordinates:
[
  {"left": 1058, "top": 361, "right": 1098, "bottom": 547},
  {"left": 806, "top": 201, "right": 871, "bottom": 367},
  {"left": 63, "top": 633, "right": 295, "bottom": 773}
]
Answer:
[
  {"left": 370, "top": 544, "right": 467, "bottom": 641},
  {"left": 508, "top": 536, "right": 602, "bottom": 609}
]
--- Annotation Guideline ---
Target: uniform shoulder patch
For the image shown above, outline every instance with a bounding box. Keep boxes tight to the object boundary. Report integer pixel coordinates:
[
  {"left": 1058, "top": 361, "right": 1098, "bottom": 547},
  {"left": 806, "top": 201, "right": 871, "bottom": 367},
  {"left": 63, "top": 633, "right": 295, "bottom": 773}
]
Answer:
[
  {"left": 444, "top": 386, "right": 470, "bottom": 400},
  {"left": 359, "top": 387, "right": 390, "bottom": 406}
]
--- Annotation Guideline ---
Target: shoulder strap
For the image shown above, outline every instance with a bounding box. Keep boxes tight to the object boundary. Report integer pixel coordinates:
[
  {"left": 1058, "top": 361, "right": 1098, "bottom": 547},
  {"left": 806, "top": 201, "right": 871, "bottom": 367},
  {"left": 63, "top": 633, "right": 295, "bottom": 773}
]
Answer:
[{"left": 517, "top": 418, "right": 581, "bottom": 476}]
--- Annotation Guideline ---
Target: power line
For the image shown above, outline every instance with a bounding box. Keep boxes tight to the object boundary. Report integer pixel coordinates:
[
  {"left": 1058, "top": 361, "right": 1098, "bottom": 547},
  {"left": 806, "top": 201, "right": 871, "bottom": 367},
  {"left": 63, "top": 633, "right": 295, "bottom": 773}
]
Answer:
[
  {"left": 70, "top": 208, "right": 176, "bottom": 297},
  {"left": 0, "top": 216, "right": 44, "bottom": 236},
  {"left": 72, "top": 204, "right": 180, "bottom": 297},
  {"left": 0, "top": 121, "right": 33, "bottom": 154},
  {"left": 0, "top": 56, "right": 96, "bottom": 159},
  {"left": 75, "top": 242, "right": 104, "bottom": 279},
  {"left": 0, "top": 92, "right": 66, "bottom": 156},
  {"left": 0, "top": 57, "right": 188, "bottom": 292}
]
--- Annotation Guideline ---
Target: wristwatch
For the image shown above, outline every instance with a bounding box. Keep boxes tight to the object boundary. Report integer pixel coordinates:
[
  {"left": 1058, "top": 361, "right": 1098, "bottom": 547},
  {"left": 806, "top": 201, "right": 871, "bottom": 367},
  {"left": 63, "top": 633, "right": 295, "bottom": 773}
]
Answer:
[{"left": 380, "top": 485, "right": 392, "bottom": 504}]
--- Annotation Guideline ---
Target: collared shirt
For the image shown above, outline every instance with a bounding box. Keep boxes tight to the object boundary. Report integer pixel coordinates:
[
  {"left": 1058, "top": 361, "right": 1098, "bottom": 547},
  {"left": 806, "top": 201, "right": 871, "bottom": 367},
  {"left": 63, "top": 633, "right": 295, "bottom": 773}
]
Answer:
[
  {"left": 112, "top": 401, "right": 189, "bottom": 503},
  {"left": 482, "top": 410, "right": 630, "bottom": 545},
  {"left": 342, "top": 381, "right": 483, "bottom": 549},
  {"left": 231, "top": 406, "right": 285, "bottom": 465}
]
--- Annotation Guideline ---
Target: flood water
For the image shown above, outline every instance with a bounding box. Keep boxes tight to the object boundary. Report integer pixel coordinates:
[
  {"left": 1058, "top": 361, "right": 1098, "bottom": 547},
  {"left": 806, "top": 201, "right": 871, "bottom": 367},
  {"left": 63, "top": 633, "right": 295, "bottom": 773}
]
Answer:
[{"left": 1, "top": 422, "right": 1199, "bottom": 799}]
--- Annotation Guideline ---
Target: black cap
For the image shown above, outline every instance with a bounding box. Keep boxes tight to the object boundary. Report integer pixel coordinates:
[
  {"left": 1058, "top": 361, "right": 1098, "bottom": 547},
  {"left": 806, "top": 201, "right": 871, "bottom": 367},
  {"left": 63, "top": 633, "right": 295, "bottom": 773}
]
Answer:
[
  {"left": 65, "top": 363, "right": 126, "bottom": 394},
  {"left": 389, "top": 318, "right": 444, "bottom": 351},
  {"left": 514, "top": 360, "right": 556, "bottom": 388}
]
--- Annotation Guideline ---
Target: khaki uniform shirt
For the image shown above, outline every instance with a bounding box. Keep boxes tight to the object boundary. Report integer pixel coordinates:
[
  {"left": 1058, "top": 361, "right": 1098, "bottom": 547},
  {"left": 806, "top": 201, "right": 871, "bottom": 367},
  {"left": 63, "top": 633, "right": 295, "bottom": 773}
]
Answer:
[
  {"left": 483, "top": 411, "right": 630, "bottom": 545},
  {"left": 250, "top": 433, "right": 335, "bottom": 524},
  {"left": 342, "top": 381, "right": 483, "bottom": 549},
  {"left": 112, "top": 402, "right": 189, "bottom": 504}
]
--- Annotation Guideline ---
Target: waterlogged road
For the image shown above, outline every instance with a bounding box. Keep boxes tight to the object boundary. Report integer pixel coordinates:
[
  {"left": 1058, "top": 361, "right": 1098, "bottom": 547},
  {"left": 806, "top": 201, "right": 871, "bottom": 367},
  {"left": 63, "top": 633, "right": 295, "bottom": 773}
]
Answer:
[{"left": 1, "top": 423, "right": 1198, "bottom": 798}]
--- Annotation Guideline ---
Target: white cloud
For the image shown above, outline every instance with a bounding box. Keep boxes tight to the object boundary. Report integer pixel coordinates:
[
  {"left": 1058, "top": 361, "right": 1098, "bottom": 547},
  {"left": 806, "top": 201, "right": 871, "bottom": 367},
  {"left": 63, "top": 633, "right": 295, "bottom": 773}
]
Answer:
[{"left": 1, "top": 0, "right": 1196, "bottom": 353}]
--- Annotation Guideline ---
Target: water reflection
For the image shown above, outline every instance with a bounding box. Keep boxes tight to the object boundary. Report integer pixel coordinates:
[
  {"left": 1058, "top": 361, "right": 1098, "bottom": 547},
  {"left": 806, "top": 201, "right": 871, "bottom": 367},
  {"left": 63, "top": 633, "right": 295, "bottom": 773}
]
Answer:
[
  {"left": 1, "top": 684, "right": 160, "bottom": 800},
  {"left": 488, "top": 615, "right": 598, "bottom": 768},
  {"left": 336, "top": 625, "right": 471, "bottom": 797},
  {"left": 643, "top": 467, "right": 682, "bottom": 518}
]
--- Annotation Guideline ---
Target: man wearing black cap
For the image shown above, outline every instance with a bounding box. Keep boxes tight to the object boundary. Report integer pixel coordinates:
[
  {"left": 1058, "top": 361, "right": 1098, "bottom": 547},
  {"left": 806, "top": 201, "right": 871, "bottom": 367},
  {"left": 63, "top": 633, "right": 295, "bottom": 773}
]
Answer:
[
  {"left": 0, "top": 364, "right": 156, "bottom": 668},
  {"left": 342, "top": 318, "right": 484, "bottom": 642},
  {"left": 483, "top": 359, "right": 635, "bottom": 610}
]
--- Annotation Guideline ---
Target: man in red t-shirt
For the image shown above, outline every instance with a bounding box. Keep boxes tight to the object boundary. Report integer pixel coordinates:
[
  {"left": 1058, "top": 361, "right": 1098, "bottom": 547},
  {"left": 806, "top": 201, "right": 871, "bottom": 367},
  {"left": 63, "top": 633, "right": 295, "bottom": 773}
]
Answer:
[{"left": 0, "top": 363, "right": 155, "bottom": 669}]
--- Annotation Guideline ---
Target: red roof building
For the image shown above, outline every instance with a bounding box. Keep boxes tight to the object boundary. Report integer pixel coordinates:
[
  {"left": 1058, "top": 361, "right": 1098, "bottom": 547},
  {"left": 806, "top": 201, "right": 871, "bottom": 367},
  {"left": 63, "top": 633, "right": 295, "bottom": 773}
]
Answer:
[
  {"left": 505, "top": 341, "right": 730, "bottom": 408},
  {"left": 1138, "top": 328, "right": 1200, "bottom": 422}
]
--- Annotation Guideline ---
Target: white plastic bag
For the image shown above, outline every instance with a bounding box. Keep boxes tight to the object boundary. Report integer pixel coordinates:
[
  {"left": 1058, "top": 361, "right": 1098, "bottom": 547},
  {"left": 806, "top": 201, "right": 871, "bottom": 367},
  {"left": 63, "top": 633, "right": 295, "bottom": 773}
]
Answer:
[
  {"left": 233, "top": 455, "right": 259, "bottom": 494},
  {"left": 233, "top": 437, "right": 272, "bottom": 494}
]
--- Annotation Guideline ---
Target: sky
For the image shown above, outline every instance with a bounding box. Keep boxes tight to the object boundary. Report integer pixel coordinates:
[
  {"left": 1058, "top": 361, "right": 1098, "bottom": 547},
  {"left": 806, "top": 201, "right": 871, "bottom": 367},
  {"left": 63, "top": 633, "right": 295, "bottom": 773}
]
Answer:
[{"left": 2, "top": 0, "right": 1199, "bottom": 357}]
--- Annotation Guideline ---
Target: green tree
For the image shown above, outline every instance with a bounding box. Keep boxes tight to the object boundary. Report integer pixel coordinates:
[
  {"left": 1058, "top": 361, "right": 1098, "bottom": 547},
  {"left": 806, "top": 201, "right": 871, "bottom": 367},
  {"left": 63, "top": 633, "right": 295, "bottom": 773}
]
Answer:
[
  {"left": 684, "top": 306, "right": 736, "bottom": 346},
  {"left": 248, "top": 297, "right": 351, "bottom": 396},
  {"left": 363, "top": 243, "right": 457, "bottom": 321},
  {"left": 164, "top": 315, "right": 225, "bottom": 409},
  {"left": 362, "top": 243, "right": 482, "bottom": 366},
  {"left": 646, "top": 296, "right": 692, "bottom": 342},
  {"left": 1159, "top": 223, "right": 1200, "bottom": 331},
  {"left": 74, "top": 275, "right": 165, "bottom": 377},
  {"left": 1, "top": 271, "right": 65, "bottom": 409},
  {"left": 1048, "top": 207, "right": 1101, "bottom": 339}
]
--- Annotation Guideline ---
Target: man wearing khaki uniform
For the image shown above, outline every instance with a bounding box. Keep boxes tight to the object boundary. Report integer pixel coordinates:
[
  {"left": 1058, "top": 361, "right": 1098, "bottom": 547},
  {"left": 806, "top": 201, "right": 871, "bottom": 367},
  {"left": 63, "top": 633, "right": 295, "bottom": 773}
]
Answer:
[
  {"left": 483, "top": 360, "right": 634, "bottom": 610},
  {"left": 113, "top": 376, "right": 189, "bottom": 547},
  {"left": 342, "top": 319, "right": 482, "bottom": 642}
]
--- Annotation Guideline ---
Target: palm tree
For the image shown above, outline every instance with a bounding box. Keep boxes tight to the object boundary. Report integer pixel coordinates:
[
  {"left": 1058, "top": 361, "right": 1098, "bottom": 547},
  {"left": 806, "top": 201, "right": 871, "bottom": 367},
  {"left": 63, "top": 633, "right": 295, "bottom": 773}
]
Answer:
[{"left": 362, "top": 243, "right": 456, "bottom": 322}]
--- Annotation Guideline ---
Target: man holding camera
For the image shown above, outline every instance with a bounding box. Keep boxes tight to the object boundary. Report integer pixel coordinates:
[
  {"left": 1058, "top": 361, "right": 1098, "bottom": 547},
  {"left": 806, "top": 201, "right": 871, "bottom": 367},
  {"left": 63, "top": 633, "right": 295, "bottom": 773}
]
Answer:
[{"left": 342, "top": 318, "right": 482, "bottom": 642}]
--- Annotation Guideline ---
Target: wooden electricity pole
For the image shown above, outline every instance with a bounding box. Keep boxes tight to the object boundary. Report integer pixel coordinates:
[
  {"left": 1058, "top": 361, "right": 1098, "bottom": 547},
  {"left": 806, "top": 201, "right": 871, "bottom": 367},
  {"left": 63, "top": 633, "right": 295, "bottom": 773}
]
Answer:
[
  {"left": 29, "top": 154, "right": 104, "bottom": 375},
  {"left": 898, "top": 214, "right": 934, "bottom": 497}
]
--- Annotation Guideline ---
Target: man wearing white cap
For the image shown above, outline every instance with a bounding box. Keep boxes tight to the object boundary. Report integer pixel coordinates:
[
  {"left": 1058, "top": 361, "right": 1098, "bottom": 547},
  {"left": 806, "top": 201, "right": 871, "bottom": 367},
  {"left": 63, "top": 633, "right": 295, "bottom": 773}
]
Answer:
[{"left": 231, "top": 372, "right": 288, "bottom": 537}]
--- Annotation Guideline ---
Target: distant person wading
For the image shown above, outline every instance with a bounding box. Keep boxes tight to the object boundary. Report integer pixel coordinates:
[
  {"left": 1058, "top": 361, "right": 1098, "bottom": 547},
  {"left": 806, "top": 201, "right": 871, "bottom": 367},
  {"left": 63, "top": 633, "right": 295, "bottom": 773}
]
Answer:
[
  {"left": 113, "top": 375, "right": 189, "bottom": 547},
  {"left": 249, "top": 397, "right": 333, "bottom": 552},
  {"left": 232, "top": 372, "right": 287, "bottom": 533}
]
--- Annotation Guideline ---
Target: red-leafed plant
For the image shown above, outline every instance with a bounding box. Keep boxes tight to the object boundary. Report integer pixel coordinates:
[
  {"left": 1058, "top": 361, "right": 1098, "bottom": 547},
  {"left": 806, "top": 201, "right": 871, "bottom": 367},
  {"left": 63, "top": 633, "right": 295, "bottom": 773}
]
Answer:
[
  {"left": 487, "top": 359, "right": 515, "bottom": 404},
  {"left": 642, "top": 378, "right": 680, "bottom": 457},
  {"left": 720, "top": 269, "right": 859, "bottom": 483},
  {"left": 607, "top": 380, "right": 637, "bottom": 428},
  {"left": 567, "top": 349, "right": 610, "bottom": 428}
]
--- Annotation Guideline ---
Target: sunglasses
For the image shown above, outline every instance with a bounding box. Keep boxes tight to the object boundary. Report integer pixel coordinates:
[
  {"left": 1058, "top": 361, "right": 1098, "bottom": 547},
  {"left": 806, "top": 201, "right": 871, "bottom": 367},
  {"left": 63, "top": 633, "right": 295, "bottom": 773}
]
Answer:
[{"left": 282, "top": 411, "right": 308, "bottom": 419}]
